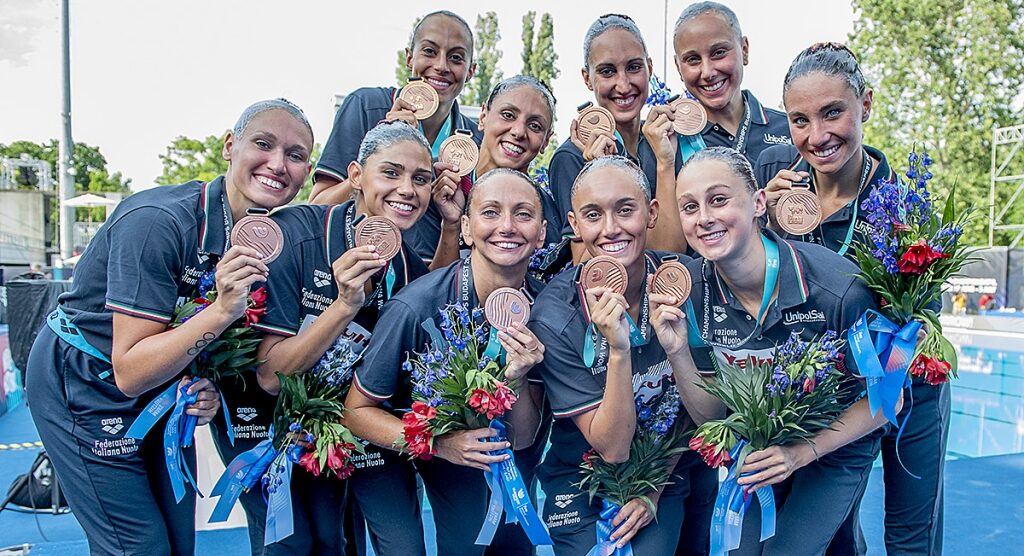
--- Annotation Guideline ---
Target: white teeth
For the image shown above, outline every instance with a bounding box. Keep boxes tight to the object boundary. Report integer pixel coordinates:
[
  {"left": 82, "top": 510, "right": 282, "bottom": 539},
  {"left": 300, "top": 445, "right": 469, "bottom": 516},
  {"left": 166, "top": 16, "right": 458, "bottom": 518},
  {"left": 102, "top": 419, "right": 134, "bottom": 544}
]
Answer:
[
  {"left": 495, "top": 241, "right": 521, "bottom": 249},
  {"left": 813, "top": 145, "right": 840, "bottom": 157},
  {"left": 387, "top": 201, "right": 414, "bottom": 212},
  {"left": 425, "top": 77, "right": 451, "bottom": 88},
  {"left": 701, "top": 80, "right": 726, "bottom": 92},
  {"left": 501, "top": 142, "right": 524, "bottom": 155},
  {"left": 701, "top": 231, "right": 725, "bottom": 241},
  {"left": 256, "top": 176, "right": 284, "bottom": 190},
  {"left": 603, "top": 241, "right": 628, "bottom": 253},
  {"left": 613, "top": 96, "right": 636, "bottom": 106}
]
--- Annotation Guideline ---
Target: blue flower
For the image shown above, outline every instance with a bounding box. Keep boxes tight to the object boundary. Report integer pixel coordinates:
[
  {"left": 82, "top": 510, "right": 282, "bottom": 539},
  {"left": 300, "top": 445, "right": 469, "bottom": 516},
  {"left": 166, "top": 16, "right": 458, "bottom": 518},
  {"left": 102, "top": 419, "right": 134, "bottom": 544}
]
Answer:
[
  {"left": 646, "top": 74, "right": 672, "bottom": 107},
  {"left": 198, "top": 270, "right": 216, "bottom": 297}
]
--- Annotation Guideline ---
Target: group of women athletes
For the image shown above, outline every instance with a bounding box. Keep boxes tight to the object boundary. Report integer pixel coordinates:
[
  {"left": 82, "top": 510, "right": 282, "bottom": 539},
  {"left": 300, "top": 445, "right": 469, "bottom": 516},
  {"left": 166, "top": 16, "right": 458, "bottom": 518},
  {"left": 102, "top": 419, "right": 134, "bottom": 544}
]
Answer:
[{"left": 25, "top": 2, "right": 949, "bottom": 555}]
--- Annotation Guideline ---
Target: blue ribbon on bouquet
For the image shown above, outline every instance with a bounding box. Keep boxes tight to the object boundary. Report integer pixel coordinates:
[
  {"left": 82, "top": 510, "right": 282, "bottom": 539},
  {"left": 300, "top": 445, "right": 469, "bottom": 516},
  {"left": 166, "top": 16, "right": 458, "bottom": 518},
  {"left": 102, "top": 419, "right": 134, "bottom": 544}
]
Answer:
[
  {"left": 209, "top": 432, "right": 278, "bottom": 523},
  {"left": 474, "top": 420, "right": 552, "bottom": 546},
  {"left": 848, "top": 309, "right": 922, "bottom": 425},
  {"left": 710, "top": 440, "right": 776, "bottom": 556},
  {"left": 585, "top": 499, "right": 635, "bottom": 556},
  {"left": 264, "top": 459, "right": 295, "bottom": 545}
]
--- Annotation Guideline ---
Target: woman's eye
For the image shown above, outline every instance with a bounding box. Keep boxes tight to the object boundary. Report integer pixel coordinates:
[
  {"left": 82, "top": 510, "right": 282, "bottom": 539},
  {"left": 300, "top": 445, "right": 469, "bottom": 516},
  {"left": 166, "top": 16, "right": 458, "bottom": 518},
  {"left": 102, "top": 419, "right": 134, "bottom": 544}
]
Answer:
[
  {"left": 584, "top": 210, "right": 600, "bottom": 221},
  {"left": 422, "top": 47, "right": 436, "bottom": 56},
  {"left": 450, "top": 53, "right": 464, "bottom": 64},
  {"left": 529, "top": 122, "right": 544, "bottom": 133},
  {"left": 711, "top": 195, "right": 728, "bottom": 206},
  {"left": 712, "top": 48, "right": 727, "bottom": 58},
  {"left": 501, "top": 111, "right": 515, "bottom": 120},
  {"left": 288, "top": 152, "right": 306, "bottom": 162},
  {"left": 516, "top": 210, "right": 534, "bottom": 220},
  {"left": 413, "top": 175, "right": 430, "bottom": 185},
  {"left": 481, "top": 208, "right": 499, "bottom": 218},
  {"left": 826, "top": 109, "right": 842, "bottom": 119},
  {"left": 383, "top": 169, "right": 399, "bottom": 178},
  {"left": 792, "top": 116, "right": 808, "bottom": 126},
  {"left": 681, "top": 202, "right": 698, "bottom": 214},
  {"left": 255, "top": 139, "right": 271, "bottom": 149},
  {"left": 685, "top": 55, "right": 700, "bottom": 65},
  {"left": 627, "top": 63, "right": 643, "bottom": 73}
]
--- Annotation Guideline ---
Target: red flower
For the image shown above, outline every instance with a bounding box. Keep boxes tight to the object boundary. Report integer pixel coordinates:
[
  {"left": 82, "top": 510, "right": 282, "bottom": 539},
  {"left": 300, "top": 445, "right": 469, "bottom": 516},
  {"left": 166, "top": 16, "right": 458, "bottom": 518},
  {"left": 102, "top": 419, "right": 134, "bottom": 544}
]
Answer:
[
  {"left": 897, "top": 240, "right": 950, "bottom": 275},
  {"left": 468, "top": 388, "right": 506, "bottom": 420},
  {"left": 193, "top": 297, "right": 212, "bottom": 306},
  {"left": 244, "top": 287, "right": 268, "bottom": 326},
  {"left": 335, "top": 462, "right": 355, "bottom": 480},
  {"left": 909, "top": 354, "right": 951, "bottom": 385},
  {"left": 581, "top": 449, "right": 597, "bottom": 469},
  {"left": 327, "top": 443, "right": 352, "bottom": 472},
  {"left": 402, "top": 402, "right": 436, "bottom": 459},
  {"left": 298, "top": 450, "right": 321, "bottom": 477},
  {"left": 411, "top": 401, "right": 436, "bottom": 420},
  {"left": 803, "top": 376, "right": 816, "bottom": 394},
  {"left": 493, "top": 381, "right": 517, "bottom": 414},
  {"left": 690, "top": 435, "right": 733, "bottom": 468}
]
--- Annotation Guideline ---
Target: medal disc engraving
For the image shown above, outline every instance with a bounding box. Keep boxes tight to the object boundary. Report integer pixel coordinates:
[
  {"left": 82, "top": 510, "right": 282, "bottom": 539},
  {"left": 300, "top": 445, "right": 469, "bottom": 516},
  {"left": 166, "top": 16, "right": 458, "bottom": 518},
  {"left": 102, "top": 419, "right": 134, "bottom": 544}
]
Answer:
[
  {"left": 649, "top": 261, "right": 692, "bottom": 302},
  {"left": 485, "top": 287, "right": 531, "bottom": 332},
  {"left": 572, "top": 104, "right": 616, "bottom": 146},
  {"left": 438, "top": 132, "right": 479, "bottom": 177},
  {"left": 355, "top": 216, "right": 402, "bottom": 261},
  {"left": 581, "top": 255, "right": 627, "bottom": 295},
  {"left": 670, "top": 97, "right": 708, "bottom": 136},
  {"left": 398, "top": 79, "right": 439, "bottom": 120},
  {"left": 231, "top": 214, "right": 284, "bottom": 263},
  {"left": 777, "top": 185, "right": 822, "bottom": 235}
]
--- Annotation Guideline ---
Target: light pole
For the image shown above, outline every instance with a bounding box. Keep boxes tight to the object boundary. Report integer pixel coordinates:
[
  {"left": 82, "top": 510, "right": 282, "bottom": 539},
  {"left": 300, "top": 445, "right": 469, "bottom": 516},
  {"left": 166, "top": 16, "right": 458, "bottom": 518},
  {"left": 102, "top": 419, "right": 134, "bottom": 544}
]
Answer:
[{"left": 59, "top": 0, "right": 76, "bottom": 265}]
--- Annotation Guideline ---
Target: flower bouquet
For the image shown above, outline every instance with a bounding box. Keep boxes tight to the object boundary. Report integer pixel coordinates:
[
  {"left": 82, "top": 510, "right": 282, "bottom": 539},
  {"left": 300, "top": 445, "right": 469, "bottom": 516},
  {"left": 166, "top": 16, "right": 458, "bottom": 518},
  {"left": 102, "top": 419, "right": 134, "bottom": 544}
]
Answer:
[
  {"left": 574, "top": 389, "right": 688, "bottom": 555},
  {"left": 688, "top": 331, "right": 849, "bottom": 556},
  {"left": 850, "top": 149, "right": 974, "bottom": 423},
  {"left": 400, "top": 302, "right": 550, "bottom": 546},
  {"left": 123, "top": 269, "right": 269, "bottom": 503}
]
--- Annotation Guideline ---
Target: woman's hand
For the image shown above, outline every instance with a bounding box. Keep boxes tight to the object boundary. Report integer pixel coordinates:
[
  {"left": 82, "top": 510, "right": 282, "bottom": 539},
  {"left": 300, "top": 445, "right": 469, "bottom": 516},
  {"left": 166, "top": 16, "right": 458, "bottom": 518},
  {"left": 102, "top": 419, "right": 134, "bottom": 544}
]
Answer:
[
  {"left": 763, "top": 169, "right": 810, "bottom": 229},
  {"left": 433, "top": 428, "right": 511, "bottom": 471},
  {"left": 569, "top": 118, "right": 618, "bottom": 162},
  {"left": 182, "top": 377, "right": 220, "bottom": 426},
  {"left": 641, "top": 105, "right": 678, "bottom": 165},
  {"left": 332, "top": 245, "right": 386, "bottom": 312},
  {"left": 211, "top": 245, "right": 269, "bottom": 321},
  {"left": 432, "top": 161, "right": 466, "bottom": 226},
  {"left": 585, "top": 287, "right": 631, "bottom": 352},
  {"left": 385, "top": 96, "right": 420, "bottom": 128},
  {"left": 650, "top": 292, "right": 689, "bottom": 357},
  {"left": 609, "top": 494, "right": 659, "bottom": 548},
  {"left": 498, "top": 322, "right": 544, "bottom": 382},
  {"left": 736, "top": 443, "right": 815, "bottom": 492}
]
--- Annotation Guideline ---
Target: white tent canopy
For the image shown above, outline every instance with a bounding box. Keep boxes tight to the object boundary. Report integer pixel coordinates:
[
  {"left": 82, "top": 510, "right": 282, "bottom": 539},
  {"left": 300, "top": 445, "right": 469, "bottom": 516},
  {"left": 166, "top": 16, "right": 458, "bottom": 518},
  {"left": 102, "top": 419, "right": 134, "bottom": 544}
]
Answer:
[{"left": 63, "top": 192, "right": 118, "bottom": 207}]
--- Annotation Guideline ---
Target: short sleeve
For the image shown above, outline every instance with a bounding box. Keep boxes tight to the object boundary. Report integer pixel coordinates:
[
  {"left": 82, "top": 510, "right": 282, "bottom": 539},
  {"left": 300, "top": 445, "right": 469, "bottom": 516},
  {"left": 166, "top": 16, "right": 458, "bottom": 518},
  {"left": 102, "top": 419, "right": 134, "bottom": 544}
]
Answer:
[
  {"left": 528, "top": 318, "right": 605, "bottom": 418},
  {"left": 352, "top": 298, "right": 422, "bottom": 402},
  {"left": 548, "top": 148, "right": 585, "bottom": 239},
  {"left": 315, "top": 92, "right": 376, "bottom": 182},
  {"left": 253, "top": 241, "right": 303, "bottom": 337},
  {"left": 104, "top": 207, "right": 186, "bottom": 323}
]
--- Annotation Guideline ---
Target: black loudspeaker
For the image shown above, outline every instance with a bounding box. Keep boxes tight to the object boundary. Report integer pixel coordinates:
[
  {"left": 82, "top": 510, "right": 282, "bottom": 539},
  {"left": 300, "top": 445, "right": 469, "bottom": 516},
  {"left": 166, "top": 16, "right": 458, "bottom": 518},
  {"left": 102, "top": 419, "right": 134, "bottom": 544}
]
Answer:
[{"left": 1, "top": 450, "right": 69, "bottom": 514}]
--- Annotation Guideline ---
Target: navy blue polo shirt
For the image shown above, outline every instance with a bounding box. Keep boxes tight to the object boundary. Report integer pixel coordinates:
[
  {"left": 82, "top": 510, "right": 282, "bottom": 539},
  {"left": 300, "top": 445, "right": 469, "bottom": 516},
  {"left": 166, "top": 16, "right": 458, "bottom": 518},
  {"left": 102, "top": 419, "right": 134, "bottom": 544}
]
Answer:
[
  {"left": 58, "top": 177, "right": 230, "bottom": 356},
  {"left": 352, "top": 257, "right": 543, "bottom": 409},
  {"left": 755, "top": 144, "right": 896, "bottom": 260},
  {"left": 527, "top": 251, "right": 692, "bottom": 471},
  {"left": 684, "top": 230, "right": 875, "bottom": 397},
  {"left": 547, "top": 130, "right": 660, "bottom": 239},
  {"left": 678, "top": 90, "right": 791, "bottom": 171},
  {"left": 255, "top": 201, "right": 428, "bottom": 352}
]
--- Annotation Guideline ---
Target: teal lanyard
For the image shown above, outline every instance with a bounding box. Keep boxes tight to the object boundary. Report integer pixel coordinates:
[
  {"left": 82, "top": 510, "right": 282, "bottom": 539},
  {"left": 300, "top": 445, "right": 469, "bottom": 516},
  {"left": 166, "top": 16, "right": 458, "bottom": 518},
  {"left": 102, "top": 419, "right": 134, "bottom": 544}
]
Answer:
[
  {"left": 579, "top": 255, "right": 655, "bottom": 369},
  {"left": 690, "top": 233, "right": 780, "bottom": 350},
  {"left": 808, "top": 150, "right": 871, "bottom": 257},
  {"left": 421, "top": 112, "right": 454, "bottom": 159},
  {"left": 678, "top": 134, "right": 707, "bottom": 164}
]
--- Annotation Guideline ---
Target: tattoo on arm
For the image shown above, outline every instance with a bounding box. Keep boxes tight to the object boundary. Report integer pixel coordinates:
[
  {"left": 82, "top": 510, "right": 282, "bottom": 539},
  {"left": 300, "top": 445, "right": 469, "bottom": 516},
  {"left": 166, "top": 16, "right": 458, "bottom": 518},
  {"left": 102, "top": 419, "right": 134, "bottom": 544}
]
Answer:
[{"left": 187, "top": 332, "right": 217, "bottom": 356}]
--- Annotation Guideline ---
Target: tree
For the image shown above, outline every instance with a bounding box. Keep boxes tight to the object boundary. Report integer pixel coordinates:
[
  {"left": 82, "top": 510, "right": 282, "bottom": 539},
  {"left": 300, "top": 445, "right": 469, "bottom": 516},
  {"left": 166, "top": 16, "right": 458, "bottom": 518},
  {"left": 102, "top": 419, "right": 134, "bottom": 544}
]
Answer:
[
  {"left": 850, "top": 0, "right": 1024, "bottom": 245},
  {"left": 460, "top": 12, "right": 503, "bottom": 107},
  {"left": 394, "top": 17, "right": 421, "bottom": 85},
  {"left": 521, "top": 12, "right": 561, "bottom": 177}
]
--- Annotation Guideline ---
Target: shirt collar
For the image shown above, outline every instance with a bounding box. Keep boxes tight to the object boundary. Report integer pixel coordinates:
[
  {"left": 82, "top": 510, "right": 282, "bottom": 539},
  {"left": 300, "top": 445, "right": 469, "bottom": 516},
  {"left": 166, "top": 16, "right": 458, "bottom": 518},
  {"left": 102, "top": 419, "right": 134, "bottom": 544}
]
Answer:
[
  {"left": 743, "top": 90, "right": 770, "bottom": 126},
  {"left": 198, "top": 176, "right": 229, "bottom": 257},
  {"left": 710, "top": 229, "right": 809, "bottom": 310}
]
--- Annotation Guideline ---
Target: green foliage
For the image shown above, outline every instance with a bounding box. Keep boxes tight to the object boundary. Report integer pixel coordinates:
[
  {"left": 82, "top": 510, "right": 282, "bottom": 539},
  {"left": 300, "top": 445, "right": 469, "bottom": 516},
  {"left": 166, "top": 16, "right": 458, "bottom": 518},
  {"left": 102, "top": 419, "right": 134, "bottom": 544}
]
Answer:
[
  {"left": 521, "top": 12, "right": 560, "bottom": 86},
  {"left": 460, "top": 12, "right": 503, "bottom": 108},
  {"left": 530, "top": 134, "right": 560, "bottom": 177},
  {"left": 394, "top": 17, "right": 421, "bottom": 85},
  {"left": 849, "top": 0, "right": 1024, "bottom": 245}
]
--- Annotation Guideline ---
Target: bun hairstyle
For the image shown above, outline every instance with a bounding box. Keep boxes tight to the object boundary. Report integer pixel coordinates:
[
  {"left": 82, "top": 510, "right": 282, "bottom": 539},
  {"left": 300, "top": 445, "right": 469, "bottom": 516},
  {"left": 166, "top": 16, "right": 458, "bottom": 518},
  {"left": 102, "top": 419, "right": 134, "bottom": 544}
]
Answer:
[
  {"left": 466, "top": 168, "right": 544, "bottom": 218},
  {"left": 233, "top": 98, "right": 313, "bottom": 142},
  {"left": 783, "top": 42, "right": 866, "bottom": 98},
  {"left": 485, "top": 75, "right": 557, "bottom": 124},
  {"left": 674, "top": 1, "right": 743, "bottom": 41},
  {"left": 356, "top": 120, "right": 430, "bottom": 166},
  {"left": 571, "top": 155, "right": 651, "bottom": 205},
  {"left": 582, "top": 14, "right": 649, "bottom": 68}
]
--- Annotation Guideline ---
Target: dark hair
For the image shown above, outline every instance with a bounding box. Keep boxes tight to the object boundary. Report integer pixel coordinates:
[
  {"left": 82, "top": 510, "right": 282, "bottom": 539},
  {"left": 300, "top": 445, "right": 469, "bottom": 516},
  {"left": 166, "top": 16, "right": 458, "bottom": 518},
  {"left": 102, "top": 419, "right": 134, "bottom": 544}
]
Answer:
[
  {"left": 783, "top": 42, "right": 866, "bottom": 98},
  {"left": 583, "top": 14, "right": 649, "bottom": 68},
  {"left": 233, "top": 98, "right": 313, "bottom": 143},
  {"left": 465, "top": 168, "right": 544, "bottom": 219},
  {"left": 485, "top": 75, "right": 556, "bottom": 124},
  {"left": 674, "top": 2, "right": 742, "bottom": 41},
  {"left": 410, "top": 11, "right": 474, "bottom": 63},
  {"left": 571, "top": 155, "right": 651, "bottom": 205}
]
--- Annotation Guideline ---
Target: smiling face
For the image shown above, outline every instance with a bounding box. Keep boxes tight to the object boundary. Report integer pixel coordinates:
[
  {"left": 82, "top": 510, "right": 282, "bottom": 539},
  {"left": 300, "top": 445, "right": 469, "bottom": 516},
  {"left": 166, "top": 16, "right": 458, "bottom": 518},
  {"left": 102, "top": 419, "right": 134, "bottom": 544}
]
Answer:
[
  {"left": 784, "top": 73, "right": 871, "bottom": 176},
  {"left": 406, "top": 15, "right": 476, "bottom": 106},
  {"left": 349, "top": 140, "right": 433, "bottom": 231},
  {"left": 568, "top": 166, "right": 658, "bottom": 271},
  {"left": 223, "top": 108, "right": 313, "bottom": 214},
  {"left": 583, "top": 28, "right": 652, "bottom": 128},
  {"left": 462, "top": 173, "right": 546, "bottom": 271},
  {"left": 676, "top": 158, "right": 765, "bottom": 263},
  {"left": 478, "top": 86, "right": 553, "bottom": 172},
  {"left": 673, "top": 12, "right": 748, "bottom": 115}
]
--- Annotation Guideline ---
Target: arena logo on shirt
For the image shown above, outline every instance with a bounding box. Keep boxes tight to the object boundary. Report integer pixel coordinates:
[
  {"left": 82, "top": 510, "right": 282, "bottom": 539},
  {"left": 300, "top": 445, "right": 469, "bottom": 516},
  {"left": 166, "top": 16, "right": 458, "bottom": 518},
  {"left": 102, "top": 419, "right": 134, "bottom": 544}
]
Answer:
[
  {"left": 713, "top": 306, "right": 728, "bottom": 323},
  {"left": 713, "top": 346, "right": 775, "bottom": 371},
  {"left": 552, "top": 493, "right": 578, "bottom": 509},
  {"left": 236, "top": 407, "right": 258, "bottom": 422},
  {"left": 762, "top": 133, "right": 792, "bottom": 145},
  {"left": 782, "top": 309, "right": 826, "bottom": 326},
  {"left": 100, "top": 417, "right": 124, "bottom": 435},
  {"left": 313, "top": 269, "right": 333, "bottom": 289}
]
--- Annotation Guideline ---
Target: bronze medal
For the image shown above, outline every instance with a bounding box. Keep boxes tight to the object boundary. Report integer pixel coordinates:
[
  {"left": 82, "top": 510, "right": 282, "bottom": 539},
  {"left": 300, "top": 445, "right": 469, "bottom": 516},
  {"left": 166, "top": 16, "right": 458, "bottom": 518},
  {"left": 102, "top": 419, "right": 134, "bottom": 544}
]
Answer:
[
  {"left": 485, "top": 287, "right": 531, "bottom": 333},
  {"left": 670, "top": 97, "right": 708, "bottom": 136},
  {"left": 231, "top": 209, "right": 284, "bottom": 263},
  {"left": 398, "top": 78, "right": 439, "bottom": 120},
  {"left": 438, "top": 130, "right": 479, "bottom": 177},
  {"left": 572, "top": 102, "right": 616, "bottom": 147},
  {"left": 776, "top": 183, "right": 823, "bottom": 235},
  {"left": 580, "top": 255, "right": 627, "bottom": 295},
  {"left": 355, "top": 216, "right": 401, "bottom": 261},
  {"left": 649, "top": 261, "right": 692, "bottom": 302}
]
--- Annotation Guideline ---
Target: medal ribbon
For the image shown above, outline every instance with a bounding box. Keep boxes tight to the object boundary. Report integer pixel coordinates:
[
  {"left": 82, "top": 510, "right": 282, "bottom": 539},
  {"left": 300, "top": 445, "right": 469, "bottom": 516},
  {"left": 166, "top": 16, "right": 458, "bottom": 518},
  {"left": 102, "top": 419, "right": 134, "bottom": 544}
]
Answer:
[
  {"left": 264, "top": 460, "right": 295, "bottom": 545},
  {"left": 579, "top": 255, "right": 656, "bottom": 369},
  {"left": 710, "top": 440, "right": 777, "bottom": 556},
  {"left": 209, "top": 430, "right": 277, "bottom": 523},
  {"left": 696, "top": 234, "right": 779, "bottom": 350}
]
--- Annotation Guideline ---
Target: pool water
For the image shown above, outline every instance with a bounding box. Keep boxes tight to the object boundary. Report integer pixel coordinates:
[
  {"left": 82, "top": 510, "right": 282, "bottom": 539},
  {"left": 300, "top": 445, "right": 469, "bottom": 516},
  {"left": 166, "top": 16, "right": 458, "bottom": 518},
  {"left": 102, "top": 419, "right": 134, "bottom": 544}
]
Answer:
[{"left": 948, "top": 332, "right": 1024, "bottom": 459}]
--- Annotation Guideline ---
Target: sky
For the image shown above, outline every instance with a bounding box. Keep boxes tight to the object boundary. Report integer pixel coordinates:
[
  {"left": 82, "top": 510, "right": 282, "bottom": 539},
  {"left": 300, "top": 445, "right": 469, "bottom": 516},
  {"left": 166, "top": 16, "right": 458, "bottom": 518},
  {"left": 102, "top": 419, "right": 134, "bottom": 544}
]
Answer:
[{"left": 0, "top": 0, "right": 854, "bottom": 191}]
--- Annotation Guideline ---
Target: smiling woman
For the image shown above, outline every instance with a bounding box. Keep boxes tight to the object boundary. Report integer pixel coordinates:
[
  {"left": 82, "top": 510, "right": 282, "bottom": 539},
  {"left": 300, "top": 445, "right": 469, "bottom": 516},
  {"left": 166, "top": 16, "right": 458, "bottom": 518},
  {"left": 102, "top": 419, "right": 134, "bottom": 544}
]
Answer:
[{"left": 24, "top": 98, "right": 313, "bottom": 556}]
